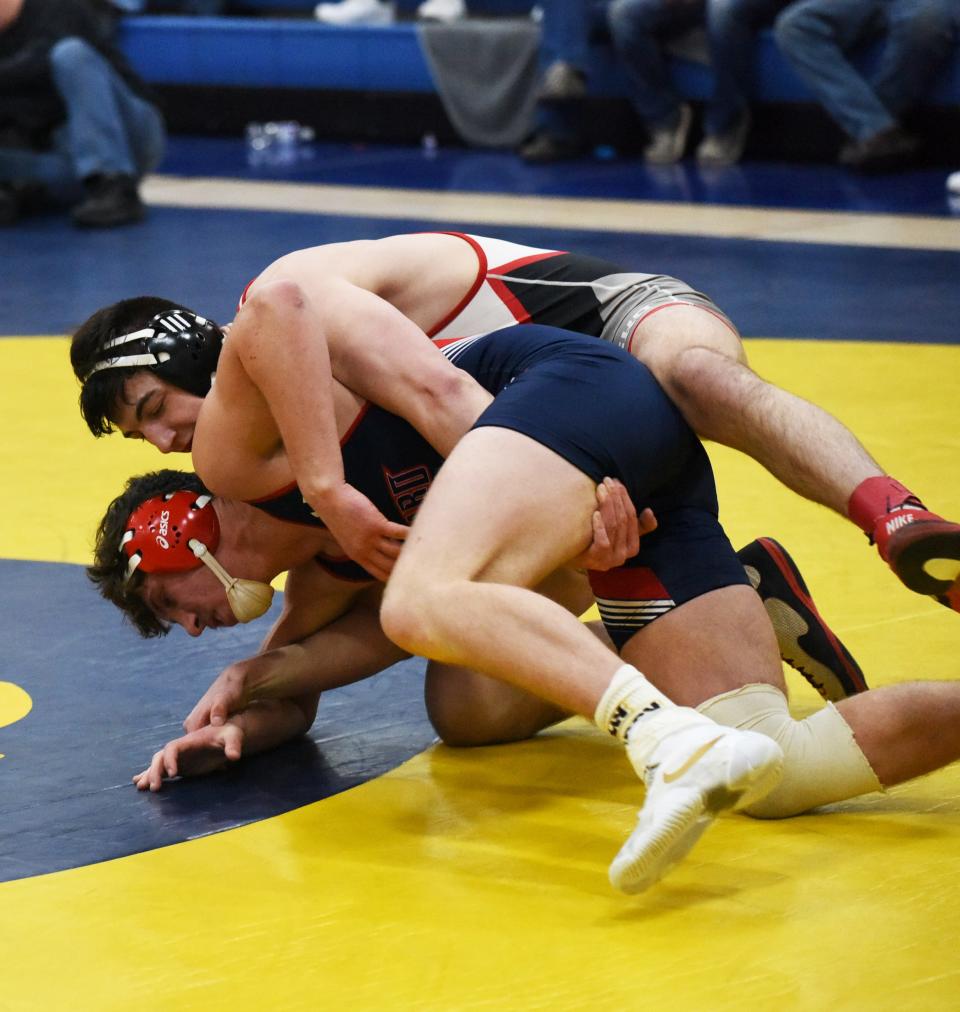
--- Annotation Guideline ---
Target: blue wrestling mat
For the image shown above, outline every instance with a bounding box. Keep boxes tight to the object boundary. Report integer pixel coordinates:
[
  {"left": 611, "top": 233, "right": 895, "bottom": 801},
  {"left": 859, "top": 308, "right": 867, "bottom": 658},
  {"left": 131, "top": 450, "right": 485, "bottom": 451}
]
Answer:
[{"left": 0, "top": 559, "right": 433, "bottom": 882}]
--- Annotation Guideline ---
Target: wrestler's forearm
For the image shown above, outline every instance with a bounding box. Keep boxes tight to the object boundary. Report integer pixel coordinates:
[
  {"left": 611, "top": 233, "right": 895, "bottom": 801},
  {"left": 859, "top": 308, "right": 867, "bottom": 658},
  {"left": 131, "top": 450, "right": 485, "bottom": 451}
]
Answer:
[
  {"left": 229, "top": 696, "right": 320, "bottom": 756},
  {"left": 245, "top": 600, "right": 410, "bottom": 702},
  {"left": 324, "top": 282, "right": 493, "bottom": 456}
]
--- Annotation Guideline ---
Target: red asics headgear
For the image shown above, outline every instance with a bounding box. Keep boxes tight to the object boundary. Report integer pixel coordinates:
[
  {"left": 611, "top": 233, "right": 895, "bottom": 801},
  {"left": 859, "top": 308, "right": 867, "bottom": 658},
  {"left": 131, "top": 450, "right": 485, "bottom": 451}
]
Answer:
[
  {"left": 120, "top": 490, "right": 275, "bottom": 624},
  {"left": 121, "top": 491, "right": 219, "bottom": 579}
]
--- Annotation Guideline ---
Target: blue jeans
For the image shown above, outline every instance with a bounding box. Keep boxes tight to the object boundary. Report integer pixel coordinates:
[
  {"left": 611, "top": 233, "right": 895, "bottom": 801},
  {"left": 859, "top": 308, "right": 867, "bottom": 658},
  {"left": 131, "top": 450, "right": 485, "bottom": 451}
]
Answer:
[
  {"left": 606, "top": 0, "right": 704, "bottom": 130},
  {"left": 705, "top": 0, "right": 791, "bottom": 134},
  {"left": 533, "top": 0, "right": 609, "bottom": 142},
  {"left": 775, "top": 0, "right": 957, "bottom": 141},
  {"left": 0, "top": 38, "right": 165, "bottom": 189},
  {"left": 538, "top": 0, "right": 607, "bottom": 69},
  {"left": 606, "top": 0, "right": 789, "bottom": 133}
]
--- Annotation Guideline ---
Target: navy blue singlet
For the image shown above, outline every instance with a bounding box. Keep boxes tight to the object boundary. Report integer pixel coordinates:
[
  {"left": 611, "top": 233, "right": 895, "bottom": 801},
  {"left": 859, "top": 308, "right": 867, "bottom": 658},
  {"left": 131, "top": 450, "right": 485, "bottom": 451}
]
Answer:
[{"left": 248, "top": 324, "right": 749, "bottom": 631}]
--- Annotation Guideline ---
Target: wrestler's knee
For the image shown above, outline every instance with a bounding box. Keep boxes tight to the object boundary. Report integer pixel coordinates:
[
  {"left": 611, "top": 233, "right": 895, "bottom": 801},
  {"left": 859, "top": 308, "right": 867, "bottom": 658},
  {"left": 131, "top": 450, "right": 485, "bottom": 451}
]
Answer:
[
  {"left": 380, "top": 576, "right": 448, "bottom": 657},
  {"left": 425, "top": 662, "right": 566, "bottom": 747},
  {"left": 698, "top": 683, "right": 882, "bottom": 818},
  {"left": 428, "top": 703, "right": 544, "bottom": 748}
]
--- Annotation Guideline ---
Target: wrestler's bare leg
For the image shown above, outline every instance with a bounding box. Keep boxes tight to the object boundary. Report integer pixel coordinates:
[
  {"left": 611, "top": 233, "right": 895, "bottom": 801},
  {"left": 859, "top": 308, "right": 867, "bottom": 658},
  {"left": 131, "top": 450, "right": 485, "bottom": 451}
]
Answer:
[
  {"left": 630, "top": 306, "right": 960, "bottom": 611},
  {"left": 382, "top": 427, "right": 783, "bottom": 891},
  {"left": 424, "top": 568, "right": 604, "bottom": 746},
  {"left": 622, "top": 588, "right": 960, "bottom": 812},
  {"left": 628, "top": 305, "right": 880, "bottom": 516}
]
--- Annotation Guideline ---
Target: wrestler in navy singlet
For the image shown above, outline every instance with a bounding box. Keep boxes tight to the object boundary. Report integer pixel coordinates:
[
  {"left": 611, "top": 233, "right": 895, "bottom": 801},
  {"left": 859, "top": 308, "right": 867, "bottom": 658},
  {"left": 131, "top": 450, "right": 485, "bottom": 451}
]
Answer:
[{"left": 250, "top": 323, "right": 749, "bottom": 644}]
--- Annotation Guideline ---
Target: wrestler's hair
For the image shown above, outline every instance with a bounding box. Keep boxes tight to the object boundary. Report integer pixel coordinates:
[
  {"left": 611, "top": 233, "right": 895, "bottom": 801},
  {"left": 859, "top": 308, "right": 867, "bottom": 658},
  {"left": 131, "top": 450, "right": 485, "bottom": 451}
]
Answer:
[
  {"left": 71, "top": 296, "right": 199, "bottom": 437},
  {"left": 89, "top": 469, "right": 211, "bottom": 639}
]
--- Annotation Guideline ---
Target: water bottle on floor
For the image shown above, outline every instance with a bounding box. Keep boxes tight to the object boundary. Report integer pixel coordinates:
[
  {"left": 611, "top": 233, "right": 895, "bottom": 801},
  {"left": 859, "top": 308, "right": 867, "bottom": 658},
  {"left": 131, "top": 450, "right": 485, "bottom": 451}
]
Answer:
[{"left": 245, "top": 121, "right": 315, "bottom": 167}]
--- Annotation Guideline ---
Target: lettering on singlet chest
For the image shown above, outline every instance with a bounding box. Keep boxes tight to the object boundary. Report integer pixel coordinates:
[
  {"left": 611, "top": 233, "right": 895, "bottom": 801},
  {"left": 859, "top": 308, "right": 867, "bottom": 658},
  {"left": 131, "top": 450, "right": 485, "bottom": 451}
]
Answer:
[{"left": 384, "top": 464, "right": 432, "bottom": 523}]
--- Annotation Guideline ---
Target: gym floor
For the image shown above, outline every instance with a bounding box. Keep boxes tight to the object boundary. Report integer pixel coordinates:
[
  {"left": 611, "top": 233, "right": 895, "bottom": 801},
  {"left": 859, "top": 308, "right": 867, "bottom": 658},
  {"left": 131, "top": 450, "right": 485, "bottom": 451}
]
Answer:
[{"left": 1, "top": 137, "right": 958, "bottom": 1010}]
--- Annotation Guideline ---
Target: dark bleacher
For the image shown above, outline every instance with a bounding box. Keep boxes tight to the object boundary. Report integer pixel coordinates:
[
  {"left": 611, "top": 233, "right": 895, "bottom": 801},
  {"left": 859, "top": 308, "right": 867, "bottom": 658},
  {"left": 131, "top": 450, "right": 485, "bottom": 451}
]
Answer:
[{"left": 120, "top": 12, "right": 960, "bottom": 161}]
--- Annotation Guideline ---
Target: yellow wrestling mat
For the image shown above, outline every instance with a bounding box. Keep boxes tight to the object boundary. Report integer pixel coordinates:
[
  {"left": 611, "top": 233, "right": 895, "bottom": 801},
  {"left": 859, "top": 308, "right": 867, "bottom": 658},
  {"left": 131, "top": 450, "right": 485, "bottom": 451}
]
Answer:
[{"left": 2, "top": 336, "right": 959, "bottom": 1011}]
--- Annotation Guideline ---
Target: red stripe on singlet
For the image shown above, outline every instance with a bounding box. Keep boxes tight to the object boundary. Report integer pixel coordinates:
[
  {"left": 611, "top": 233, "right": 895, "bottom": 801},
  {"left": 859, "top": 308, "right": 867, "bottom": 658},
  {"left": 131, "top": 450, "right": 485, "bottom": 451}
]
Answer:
[
  {"left": 485, "top": 250, "right": 568, "bottom": 325},
  {"left": 588, "top": 566, "right": 670, "bottom": 601},
  {"left": 426, "top": 232, "right": 488, "bottom": 337}
]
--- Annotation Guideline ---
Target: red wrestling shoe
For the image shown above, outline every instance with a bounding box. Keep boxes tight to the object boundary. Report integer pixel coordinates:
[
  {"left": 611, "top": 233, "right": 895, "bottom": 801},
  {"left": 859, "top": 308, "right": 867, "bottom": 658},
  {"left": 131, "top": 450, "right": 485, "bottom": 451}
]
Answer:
[
  {"left": 738, "top": 537, "right": 868, "bottom": 702},
  {"left": 871, "top": 499, "right": 960, "bottom": 611}
]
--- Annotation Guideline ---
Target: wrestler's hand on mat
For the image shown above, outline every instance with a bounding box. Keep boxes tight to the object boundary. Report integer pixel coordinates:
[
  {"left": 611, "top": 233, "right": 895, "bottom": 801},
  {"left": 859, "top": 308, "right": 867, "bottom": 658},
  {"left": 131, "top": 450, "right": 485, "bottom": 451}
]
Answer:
[
  {"left": 574, "top": 477, "right": 656, "bottom": 571},
  {"left": 133, "top": 724, "right": 244, "bottom": 792},
  {"left": 314, "top": 483, "right": 407, "bottom": 581},
  {"left": 184, "top": 663, "right": 248, "bottom": 732}
]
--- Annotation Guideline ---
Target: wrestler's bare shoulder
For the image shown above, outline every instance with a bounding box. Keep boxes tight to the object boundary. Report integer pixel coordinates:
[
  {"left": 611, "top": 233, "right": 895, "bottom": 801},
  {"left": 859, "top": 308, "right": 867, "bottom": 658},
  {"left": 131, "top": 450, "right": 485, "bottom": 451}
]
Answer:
[{"left": 252, "top": 233, "right": 478, "bottom": 301}]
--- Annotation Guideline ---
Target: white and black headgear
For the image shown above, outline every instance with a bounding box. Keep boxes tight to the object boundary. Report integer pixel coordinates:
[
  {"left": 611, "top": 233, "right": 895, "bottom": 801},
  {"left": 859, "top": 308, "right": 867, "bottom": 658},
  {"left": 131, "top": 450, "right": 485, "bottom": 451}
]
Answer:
[{"left": 85, "top": 309, "right": 223, "bottom": 396}]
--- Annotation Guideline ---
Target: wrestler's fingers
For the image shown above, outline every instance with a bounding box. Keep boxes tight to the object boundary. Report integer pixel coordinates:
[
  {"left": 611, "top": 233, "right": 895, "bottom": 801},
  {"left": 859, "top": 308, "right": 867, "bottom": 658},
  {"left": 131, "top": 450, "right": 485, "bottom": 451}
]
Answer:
[
  {"left": 222, "top": 727, "right": 243, "bottom": 762},
  {"left": 608, "top": 477, "right": 638, "bottom": 523},
  {"left": 605, "top": 477, "right": 628, "bottom": 538},
  {"left": 591, "top": 507, "right": 611, "bottom": 551},
  {"left": 610, "top": 478, "right": 639, "bottom": 558},
  {"left": 598, "top": 478, "right": 630, "bottom": 560},
  {"left": 183, "top": 702, "right": 210, "bottom": 733},
  {"left": 379, "top": 537, "right": 404, "bottom": 559},
  {"left": 638, "top": 507, "right": 658, "bottom": 535},
  {"left": 162, "top": 743, "right": 180, "bottom": 781},
  {"left": 138, "top": 751, "right": 165, "bottom": 792},
  {"left": 382, "top": 521, "right": 408, "bottom": 542},
  {"left": 209, "top": 699, "right": 229, "bottom": 727}
]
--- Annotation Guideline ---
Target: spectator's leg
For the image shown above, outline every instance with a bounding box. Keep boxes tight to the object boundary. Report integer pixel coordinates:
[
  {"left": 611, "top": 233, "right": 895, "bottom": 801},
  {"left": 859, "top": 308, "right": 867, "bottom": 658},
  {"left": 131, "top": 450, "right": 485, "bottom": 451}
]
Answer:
[
  {"left": 539, "top": 0, "right": 594, "bottom": 69},
  {"left": 0, "top": 143, "right": 74, "bottom": 191},
  {"left": 704, "top": 0, "right": 788, "bottom": 137},
  {"left": 773, "top": 0, "right": 894, "bottom": 142},
  {"left": 49, "top": 37, "right": 165, "bottom": 180},
  {"left": 49, "top": 37, "right": 165, "bottom": 225},
  {"left": 521, "top": 0, "right": 609, "bottom": 161},
  {"left": 607, "top": 0, "right": 703, "bottom": 131},
  {"left": 870, "top": 0, "right": 956, "bottom": 117}
]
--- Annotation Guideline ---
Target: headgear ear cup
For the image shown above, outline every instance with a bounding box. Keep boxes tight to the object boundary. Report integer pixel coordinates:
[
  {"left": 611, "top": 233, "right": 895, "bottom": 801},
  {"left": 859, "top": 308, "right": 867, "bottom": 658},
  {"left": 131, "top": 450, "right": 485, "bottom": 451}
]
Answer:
[{"left": 189, "top": 541, "right": 274, "bottom": 623}]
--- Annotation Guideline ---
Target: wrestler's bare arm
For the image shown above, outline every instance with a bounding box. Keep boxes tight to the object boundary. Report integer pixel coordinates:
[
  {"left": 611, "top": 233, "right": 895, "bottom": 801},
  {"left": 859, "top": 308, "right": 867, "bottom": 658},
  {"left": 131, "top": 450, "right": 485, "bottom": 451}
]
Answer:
[
  {"left": 233, "top": 275, "right": 491, "bottom": 472},
  {"left": 195, "top": 277, "right": 490, "bottom": 580},
  {"left": 133, "top": 698, "right": 322, "bottom": 792},
  {"left": 183, "top": 562, "right": 400, "bottom": 732},
  {"left": 137, "top": 574, "right": 404, "bottom": 790}
]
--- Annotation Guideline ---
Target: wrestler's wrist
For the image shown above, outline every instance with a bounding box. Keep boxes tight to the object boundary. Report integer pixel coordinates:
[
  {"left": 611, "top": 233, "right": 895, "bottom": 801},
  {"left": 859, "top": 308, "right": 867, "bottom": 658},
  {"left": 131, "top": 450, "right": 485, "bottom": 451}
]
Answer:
[{"left": 302, "top": 479, "right": 352, "bottom": 511}]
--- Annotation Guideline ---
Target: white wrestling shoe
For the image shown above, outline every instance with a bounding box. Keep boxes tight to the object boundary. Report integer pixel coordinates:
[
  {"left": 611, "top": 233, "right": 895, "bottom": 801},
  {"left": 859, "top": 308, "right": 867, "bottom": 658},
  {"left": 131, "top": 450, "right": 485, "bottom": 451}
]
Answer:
[
  {"left": 314, "top": 0, "right": 394, "bottom": 25},
  {"left": 610, "top": 723, "right": 783, "bottom": 894}
]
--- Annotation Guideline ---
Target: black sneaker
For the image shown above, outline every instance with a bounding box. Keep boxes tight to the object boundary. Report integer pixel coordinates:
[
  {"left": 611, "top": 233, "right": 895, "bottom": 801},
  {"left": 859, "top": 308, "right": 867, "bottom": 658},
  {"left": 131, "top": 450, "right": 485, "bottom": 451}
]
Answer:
[
  {"left": 737, "top": 537, "right": 868, "bottom": 702},
  {"left": 838, "top": 125, "right": 919, "bottom": 173},
  {"left": 71, "top": 173, "right": 145, "bottom": 228},
  {"left": 519, "top": 132, "right": 583, "bottom": 163}
]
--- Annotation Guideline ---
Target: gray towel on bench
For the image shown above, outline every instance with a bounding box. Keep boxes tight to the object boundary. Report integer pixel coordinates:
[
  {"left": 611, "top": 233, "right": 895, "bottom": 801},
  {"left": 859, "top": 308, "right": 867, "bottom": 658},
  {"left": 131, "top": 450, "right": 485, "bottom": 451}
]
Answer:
[{"left": 417, "top": 18, "right": 540, "bottom": 149}]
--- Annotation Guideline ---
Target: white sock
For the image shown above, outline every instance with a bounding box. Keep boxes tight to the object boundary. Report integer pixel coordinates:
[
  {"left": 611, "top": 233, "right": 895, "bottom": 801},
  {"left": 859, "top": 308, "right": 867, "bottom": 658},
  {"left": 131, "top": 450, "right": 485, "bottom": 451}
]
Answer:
[{"left": 594, "top": 664, "right": 713, "bottom": 765}]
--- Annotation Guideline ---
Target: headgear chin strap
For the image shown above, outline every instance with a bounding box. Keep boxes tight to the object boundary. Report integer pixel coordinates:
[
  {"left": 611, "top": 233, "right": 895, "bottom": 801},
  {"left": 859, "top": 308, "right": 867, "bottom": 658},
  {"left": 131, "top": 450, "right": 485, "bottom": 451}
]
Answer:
[
  {"left": 86, "top": 310, "right": 223, "bottom": 397},
  {"left": 121, "top": 491, "right": 274, "bottom": 624}
]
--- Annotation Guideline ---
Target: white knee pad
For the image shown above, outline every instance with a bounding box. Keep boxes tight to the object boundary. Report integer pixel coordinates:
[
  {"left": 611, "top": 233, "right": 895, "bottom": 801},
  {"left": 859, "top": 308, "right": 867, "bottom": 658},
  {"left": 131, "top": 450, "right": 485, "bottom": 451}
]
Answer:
[{"left": 697, "top": 683, "right": 882, "bottom": 819}]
